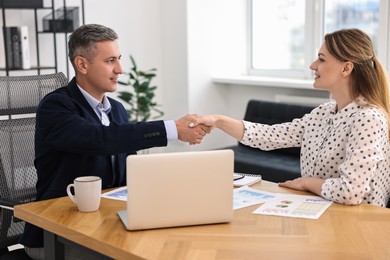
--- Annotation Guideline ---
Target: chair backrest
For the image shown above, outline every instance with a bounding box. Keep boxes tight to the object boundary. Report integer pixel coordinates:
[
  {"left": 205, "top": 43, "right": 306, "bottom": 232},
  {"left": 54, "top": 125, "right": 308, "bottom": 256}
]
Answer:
[
  {"left": 0, "top": 72, "right": 68, "bottom": 250},
  {"left": 0, "top": 73, "right": 68, "bottom": 117}
]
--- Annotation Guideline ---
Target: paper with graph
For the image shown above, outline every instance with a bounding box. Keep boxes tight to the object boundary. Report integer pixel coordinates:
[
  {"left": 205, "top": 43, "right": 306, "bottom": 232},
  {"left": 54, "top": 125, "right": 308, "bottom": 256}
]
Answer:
[{"left": 253, "top": 194, "right": 333, "bottom": 219}]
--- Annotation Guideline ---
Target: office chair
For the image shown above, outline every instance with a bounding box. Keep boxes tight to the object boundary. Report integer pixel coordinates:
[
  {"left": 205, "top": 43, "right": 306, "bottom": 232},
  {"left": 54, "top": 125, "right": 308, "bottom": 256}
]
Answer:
[{"left": 0, "top": 73, "right": 68, "bottom": 260}]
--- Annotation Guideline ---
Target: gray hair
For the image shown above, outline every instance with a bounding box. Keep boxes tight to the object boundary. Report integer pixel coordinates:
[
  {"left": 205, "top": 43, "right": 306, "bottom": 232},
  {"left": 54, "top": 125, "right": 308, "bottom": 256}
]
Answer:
[{"left": 68, "top": 24, "right": 118, "bottom": 68}]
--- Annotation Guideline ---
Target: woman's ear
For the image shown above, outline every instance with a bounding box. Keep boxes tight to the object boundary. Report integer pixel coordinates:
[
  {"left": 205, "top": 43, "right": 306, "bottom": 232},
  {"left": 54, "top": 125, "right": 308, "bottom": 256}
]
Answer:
[
  {"left": 342, "top": 61, "right": 354, "bottom": 77},
  {"left": 74, "top": 56, "right": 88, "bottom": 75}
]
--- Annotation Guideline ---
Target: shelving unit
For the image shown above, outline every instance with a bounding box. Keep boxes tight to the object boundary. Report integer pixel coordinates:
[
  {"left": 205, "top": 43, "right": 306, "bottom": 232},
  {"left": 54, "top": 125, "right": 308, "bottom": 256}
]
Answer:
[{"left": 0, "top": 0, "right": 85, "bottom": 77}]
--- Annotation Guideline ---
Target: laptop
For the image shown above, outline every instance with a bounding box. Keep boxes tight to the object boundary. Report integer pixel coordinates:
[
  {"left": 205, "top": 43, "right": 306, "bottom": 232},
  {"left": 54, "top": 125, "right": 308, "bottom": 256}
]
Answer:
[{"left": 117, "top": 149, "right": 234, "bottom": 231}]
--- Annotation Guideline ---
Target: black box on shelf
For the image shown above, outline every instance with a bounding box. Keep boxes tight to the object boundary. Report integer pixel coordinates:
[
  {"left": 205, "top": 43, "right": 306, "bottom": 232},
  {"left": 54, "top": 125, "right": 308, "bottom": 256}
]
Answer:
[
  {"left": 3, "top": 26, "right": 31, "bottom": 69},
  {"left": 0, "top": 0, "right": 43, "bottom": 8},
  {"left": 43, "top": 6, "right": 79, "bottom": 33}
]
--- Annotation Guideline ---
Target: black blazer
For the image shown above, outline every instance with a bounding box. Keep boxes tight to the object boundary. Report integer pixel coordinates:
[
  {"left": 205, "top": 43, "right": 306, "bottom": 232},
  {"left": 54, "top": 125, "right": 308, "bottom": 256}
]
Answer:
[{"left": 20, "top": 77, "right": 168, "bottom": 247}]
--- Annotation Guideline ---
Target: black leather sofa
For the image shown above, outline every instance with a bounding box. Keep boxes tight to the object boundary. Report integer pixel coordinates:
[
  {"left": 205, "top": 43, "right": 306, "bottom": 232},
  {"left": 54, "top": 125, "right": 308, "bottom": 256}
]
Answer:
[{"left": 224, "top": 100, "right": 316, "bottom": 183}]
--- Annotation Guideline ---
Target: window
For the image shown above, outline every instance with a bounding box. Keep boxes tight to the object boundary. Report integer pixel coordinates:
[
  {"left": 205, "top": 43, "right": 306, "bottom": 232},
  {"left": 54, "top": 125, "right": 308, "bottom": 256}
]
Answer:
[
  {"left": 249, "top": 0, "right": 384, "bottom": 80},
  {"left": 324, "top": 0, "right": 380, "bottom": 48}
]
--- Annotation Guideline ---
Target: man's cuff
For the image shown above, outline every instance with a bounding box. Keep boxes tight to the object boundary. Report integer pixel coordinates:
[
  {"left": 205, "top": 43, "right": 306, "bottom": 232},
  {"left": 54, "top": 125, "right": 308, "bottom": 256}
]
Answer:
[{"left": 164, "top": 120, "right": 178, "bottom": 141}]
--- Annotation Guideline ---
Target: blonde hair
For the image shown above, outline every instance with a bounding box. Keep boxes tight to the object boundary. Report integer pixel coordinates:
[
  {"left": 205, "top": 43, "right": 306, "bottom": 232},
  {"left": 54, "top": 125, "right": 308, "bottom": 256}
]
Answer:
[{"left": 325, "top": 28, "right": 390, "bottom": 135}]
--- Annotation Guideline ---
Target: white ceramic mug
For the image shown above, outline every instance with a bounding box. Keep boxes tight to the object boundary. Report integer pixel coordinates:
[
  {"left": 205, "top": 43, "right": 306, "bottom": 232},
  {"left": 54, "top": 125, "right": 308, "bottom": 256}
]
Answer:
[{"left": 66, "top": 176, "right": 102, "bottom": 212}]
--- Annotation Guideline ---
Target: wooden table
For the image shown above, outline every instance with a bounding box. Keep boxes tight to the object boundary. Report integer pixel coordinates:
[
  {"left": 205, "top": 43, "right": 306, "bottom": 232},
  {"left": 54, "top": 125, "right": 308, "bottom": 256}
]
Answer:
[{"left": 15, "top": 181, "right": 390, "bottom": 260}]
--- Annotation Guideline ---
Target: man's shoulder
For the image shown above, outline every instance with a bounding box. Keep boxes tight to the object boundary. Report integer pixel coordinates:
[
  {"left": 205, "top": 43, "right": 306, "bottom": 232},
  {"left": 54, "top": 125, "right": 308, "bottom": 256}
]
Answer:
[
  {"left": 39, "top": 85, "right": 71, "bottom": 104},
  {"left": 42, "top": 77, "right": 79, "bottom": 100},
  {"left": 38, "top": 81, "right": 84, "bottom": 113}
]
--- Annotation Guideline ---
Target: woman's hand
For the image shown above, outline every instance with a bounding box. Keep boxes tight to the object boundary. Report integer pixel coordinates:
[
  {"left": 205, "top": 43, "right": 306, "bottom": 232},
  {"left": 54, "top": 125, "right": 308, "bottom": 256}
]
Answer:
[
  {"left": 191, "top": 115, "right": 218, "bottom": 129},
  {"left": 190, "top": 115, "right": 245, "bottom": 141},
  {"left": 278, "top": 177, "right": 324, "bottom": 196}
]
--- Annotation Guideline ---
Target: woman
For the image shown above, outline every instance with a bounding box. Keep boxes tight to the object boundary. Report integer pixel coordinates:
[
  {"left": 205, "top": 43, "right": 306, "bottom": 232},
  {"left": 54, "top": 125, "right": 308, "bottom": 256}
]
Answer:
[{"left": 194, "top": 28, "right": 390, "bottom": 207}]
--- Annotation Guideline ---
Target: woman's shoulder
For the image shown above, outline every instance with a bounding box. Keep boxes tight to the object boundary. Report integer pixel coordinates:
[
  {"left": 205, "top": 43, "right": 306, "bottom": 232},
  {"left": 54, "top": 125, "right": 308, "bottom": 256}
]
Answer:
[
  {"left": 309, "top": 101, "right": 336, "bottom": 114},
  {"left": 353, "top": 105, "right": 388, "bottom": 129},
  {"left": 357, "top": 105, "right": 386, "bottom": 117}
]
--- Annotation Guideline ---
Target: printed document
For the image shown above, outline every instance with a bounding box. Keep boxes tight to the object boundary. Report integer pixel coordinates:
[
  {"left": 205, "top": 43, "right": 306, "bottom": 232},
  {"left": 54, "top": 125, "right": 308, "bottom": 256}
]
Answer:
[
  {"left": 233, "top": 186, "right": 278, "bottom": 209},
  {"left": 101, "top": 187, "right": 127, "bottom": 201},
  {"left": 253, "top": 194, "right": 333, "bottom": 219},
  {"left": 102, "top": 186, "right": 333, "bottom": 219}
]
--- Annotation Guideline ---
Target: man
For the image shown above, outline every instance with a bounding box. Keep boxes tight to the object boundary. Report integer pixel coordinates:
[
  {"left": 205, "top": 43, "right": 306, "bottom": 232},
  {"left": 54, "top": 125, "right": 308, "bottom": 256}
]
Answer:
[{"left": 20, "top": 24, "right": 209, "bottom": 259}]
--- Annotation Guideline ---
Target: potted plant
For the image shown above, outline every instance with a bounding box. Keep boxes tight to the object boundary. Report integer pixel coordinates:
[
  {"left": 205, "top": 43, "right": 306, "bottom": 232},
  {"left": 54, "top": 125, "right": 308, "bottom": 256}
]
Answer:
[{"left": 117, "top": 55, "right": 164, "bottom": 122}]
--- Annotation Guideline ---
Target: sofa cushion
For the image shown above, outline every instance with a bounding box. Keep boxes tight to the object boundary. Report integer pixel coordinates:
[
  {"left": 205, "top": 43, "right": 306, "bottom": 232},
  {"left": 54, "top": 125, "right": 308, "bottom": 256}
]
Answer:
[
  {"left": 225, "top": 144, "right": 301, "bottom": 183},
  {"left": 241, "top": 99, "right": 315, "bottom": 156},
  {"left": 224, "top": 99, "right": 316, "bottom": 183}
]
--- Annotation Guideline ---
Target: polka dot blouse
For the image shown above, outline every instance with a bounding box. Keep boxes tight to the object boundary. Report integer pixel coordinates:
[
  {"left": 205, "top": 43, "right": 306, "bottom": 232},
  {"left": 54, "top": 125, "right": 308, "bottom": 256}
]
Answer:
[{"left": 240, "top": 100, "right": 390, "bottom": 207}]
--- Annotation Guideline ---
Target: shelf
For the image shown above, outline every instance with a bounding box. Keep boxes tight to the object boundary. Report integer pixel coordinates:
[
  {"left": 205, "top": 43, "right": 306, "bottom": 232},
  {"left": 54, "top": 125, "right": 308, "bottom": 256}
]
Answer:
[
  {"left": 0, "top": 66, "right": 56, "bottom": 71},
  {"left": 0, "top": 0, "right": 45, "bottom": 9},
  {"left": 1, "top": 0, "right": 85, "bottom": 77},
  {"left": 0, "top": 6, "right": 52, "bottom": 10},
  {"left": 37, "top": 31, "right": 73, "bottom": 34}
]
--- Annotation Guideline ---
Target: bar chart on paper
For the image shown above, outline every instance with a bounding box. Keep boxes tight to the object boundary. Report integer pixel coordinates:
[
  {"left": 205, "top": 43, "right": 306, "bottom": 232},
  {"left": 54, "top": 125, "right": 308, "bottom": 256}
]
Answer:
[
  {"left": 253, "top": 195, "right": 333, "bottom": 219},
  {"left": 291, "top": 201, "right": 328, "bottom": 217}
]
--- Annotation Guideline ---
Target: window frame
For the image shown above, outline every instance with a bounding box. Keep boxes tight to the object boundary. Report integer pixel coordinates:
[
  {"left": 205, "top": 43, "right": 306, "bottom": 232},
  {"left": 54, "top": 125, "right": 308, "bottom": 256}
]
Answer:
[{"left": 247, "top": 0, "right": 390, "bottom": 80}]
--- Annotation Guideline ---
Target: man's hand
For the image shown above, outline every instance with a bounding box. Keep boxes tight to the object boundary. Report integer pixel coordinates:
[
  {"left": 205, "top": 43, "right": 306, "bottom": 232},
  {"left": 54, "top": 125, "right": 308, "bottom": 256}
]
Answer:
[
  {"left": 191, "top": 115, "right": 217, "bottom": 128},
  {"left": 175, "top": 114, "right": 211, "bottom": 144}
]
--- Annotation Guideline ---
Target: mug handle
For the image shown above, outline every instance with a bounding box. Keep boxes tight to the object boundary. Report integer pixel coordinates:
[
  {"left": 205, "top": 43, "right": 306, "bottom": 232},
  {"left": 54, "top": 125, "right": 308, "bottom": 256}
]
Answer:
[{"left": 66, "top": 184, "right": 77, "bottom": 204}]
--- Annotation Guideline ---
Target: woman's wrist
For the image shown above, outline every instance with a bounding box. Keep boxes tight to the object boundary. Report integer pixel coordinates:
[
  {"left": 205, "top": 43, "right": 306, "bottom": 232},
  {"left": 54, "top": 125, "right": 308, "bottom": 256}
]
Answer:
[{"left": 213, "top": 115, "right": 224, "bottom": 129}]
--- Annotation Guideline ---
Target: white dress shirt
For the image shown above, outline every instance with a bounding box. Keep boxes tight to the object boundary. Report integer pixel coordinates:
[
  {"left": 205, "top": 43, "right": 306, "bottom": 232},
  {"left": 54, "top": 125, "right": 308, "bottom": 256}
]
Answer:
[{"left": 77, "top": 85, "right": 178, "bottom": 141}]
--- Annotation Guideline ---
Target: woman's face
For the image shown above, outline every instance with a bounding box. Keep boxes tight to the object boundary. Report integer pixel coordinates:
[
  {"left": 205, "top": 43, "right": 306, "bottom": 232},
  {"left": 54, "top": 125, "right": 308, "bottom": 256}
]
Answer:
[{"left": 310, "top": 43, "right": 347, "bottom": 92}]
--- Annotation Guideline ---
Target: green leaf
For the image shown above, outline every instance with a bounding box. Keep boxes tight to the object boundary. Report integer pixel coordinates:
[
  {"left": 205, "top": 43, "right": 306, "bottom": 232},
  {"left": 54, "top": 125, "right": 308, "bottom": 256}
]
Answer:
[
  {"left": 116, "top": 55, "right": 163, "bottom": 122},
  {"left": 130, "top": 55, "right": 137, "bottom": 70}
]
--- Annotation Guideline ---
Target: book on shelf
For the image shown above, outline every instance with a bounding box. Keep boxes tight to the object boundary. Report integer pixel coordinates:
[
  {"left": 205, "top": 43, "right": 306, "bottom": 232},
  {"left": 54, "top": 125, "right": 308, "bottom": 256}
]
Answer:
[{"left": 3, "top": 26, "right": 31, "bottom": 70}]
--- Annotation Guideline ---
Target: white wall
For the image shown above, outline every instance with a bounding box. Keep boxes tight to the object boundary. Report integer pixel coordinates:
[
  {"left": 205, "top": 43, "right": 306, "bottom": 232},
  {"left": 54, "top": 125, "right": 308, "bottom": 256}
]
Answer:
[
  {"left": 185, "top": 0, "right": 247, "bottom": 151},
  {"left": 0, "top": 0, "right": 327, "bottom": 152}
]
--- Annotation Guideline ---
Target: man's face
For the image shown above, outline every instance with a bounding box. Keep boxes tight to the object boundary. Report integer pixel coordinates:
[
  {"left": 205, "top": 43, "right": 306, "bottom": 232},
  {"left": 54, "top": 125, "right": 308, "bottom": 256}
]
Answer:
[{"left": 82, "top": 40, "right": 123, "bottom": 100}]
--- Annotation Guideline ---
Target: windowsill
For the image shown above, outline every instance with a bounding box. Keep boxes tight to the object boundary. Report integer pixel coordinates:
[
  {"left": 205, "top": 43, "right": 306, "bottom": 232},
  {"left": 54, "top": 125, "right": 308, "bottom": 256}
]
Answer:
[{"left": 212, "top": 74, "right": 315, "bottom": 90}]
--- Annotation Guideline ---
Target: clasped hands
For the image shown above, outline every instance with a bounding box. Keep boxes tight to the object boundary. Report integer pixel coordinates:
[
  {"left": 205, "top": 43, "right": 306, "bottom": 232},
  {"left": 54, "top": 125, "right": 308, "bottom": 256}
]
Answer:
[{"left": 175, "top": 114, "right": 216, "bottom": 145}]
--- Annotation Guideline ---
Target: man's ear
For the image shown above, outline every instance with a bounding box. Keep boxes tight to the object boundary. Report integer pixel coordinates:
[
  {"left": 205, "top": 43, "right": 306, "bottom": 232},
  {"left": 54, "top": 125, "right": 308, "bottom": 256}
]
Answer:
[
  {"left": 74, "top": 56, "right": 88, "bottom": 75},
  {"left": 342, "top": 61, "right": 354, "bottom": 77}
]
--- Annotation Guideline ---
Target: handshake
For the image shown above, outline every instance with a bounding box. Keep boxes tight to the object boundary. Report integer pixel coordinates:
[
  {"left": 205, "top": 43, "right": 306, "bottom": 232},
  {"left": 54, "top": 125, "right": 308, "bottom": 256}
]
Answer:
[{"left": 175, "top": 114, "right": 217, "bottom": 145}]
